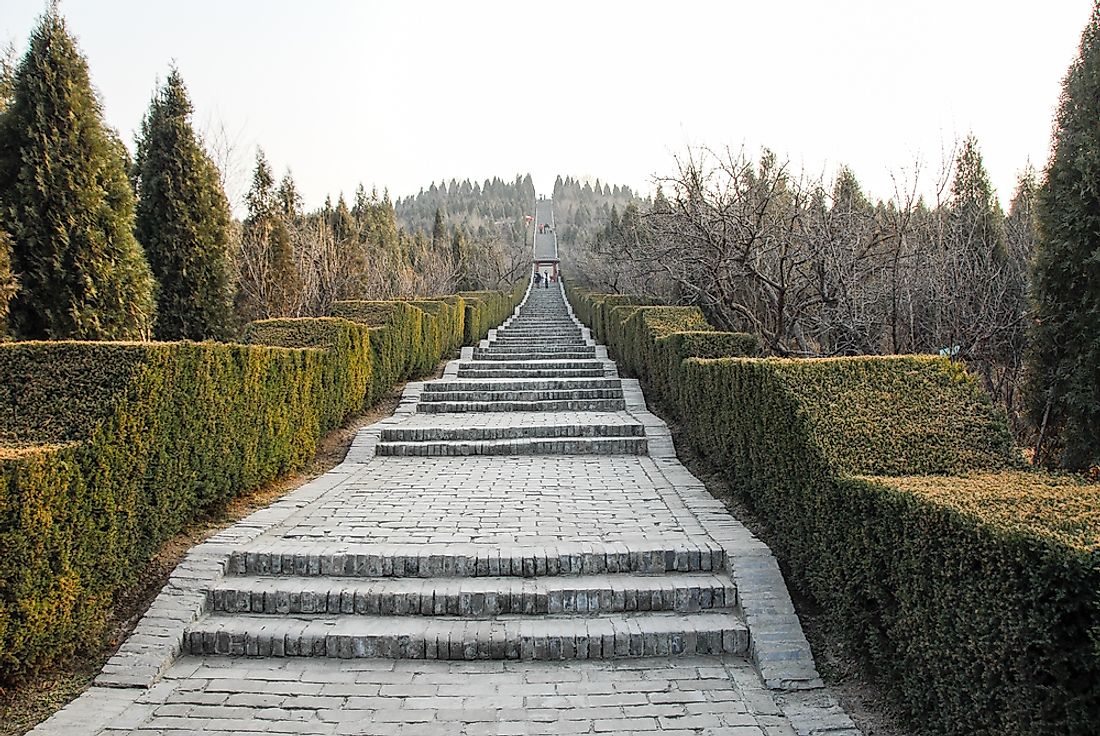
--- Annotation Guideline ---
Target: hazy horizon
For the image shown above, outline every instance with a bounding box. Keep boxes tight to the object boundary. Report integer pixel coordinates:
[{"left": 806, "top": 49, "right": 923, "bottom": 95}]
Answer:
[{"left": 2, "top": 1, "right": 1093, "bottom": 212}]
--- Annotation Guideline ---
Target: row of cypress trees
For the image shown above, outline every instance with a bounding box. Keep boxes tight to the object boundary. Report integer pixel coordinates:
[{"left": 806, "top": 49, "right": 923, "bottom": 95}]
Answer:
[{"left": 0, "top": 9, "right": 234, "bottom": 342}]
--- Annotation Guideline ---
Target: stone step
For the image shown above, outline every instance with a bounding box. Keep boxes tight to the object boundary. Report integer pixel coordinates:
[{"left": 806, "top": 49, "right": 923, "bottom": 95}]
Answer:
[
  {"left": 379, "top": 423, "right": 644, "bottom": 442},
  {"left": 490, "top": 339, "right": 588, "bottom": 347},
  {"left": 499, "top": 330, "right": 585, "bottom": 336},
  {"left": 458, "top": 360, "right": 606, "bottom": 371},
  {"left": 418, "top": 389, "right": 624, "bottom": 403},
  {"left": 228, "top": 541, "right": 726, "bottom": 578},
  {"left": 457, "top": 369, "right": 607, "bottom": 379},
  {"left": 472, "top": 351, "right": 599, "bottom": 361},
  {"left": 376, "top": 436, "right": 647, "bottom": 456},
  {"left": 498, "top": 322, "right": 578, "bottom": 328},
  {"left": 419, "top": 399, "right": 628, "bottom": 413},
  {"left": 211, "top": 572, "right": 736, "bottom": 617},
  {"left": 184, "top": 611, "right": 749, "bottom": 660},
  {"left": 478, "top": 344, "right": 596, "bottom": 354},
  {"left": 422, "top": 379, "right": 621, "bottom": 392}
]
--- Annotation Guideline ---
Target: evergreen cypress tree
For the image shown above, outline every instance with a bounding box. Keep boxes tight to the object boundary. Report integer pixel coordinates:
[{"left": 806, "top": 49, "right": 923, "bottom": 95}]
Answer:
[
  {"left": 950, "top": 135, "right": 1006, "bottom": 259},
  {"left": 333, "top": 195, "right": 355, "bottom": 242},
  {"left": 431, "top": 208, "right": 447, "bottom": 252},
  {"left": 0, "top": 10, "right": 155, "bottom": 340},
  {"left": 1029, "top": 6, "right": 1100, "bottom": 470},
  {"left": 237, "top": 152, "right": 299, "bottom": 319},
  {"left": 0, "top": 228, "right": 17, "bottom": 339},
  {"left": 134, "top": 68, "right": 233, "bottom": 340}
]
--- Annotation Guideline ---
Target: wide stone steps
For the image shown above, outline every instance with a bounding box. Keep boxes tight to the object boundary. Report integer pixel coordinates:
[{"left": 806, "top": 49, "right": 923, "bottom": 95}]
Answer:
[
  {"left": 472, "top": 350, "right": 599, "bottom": 361},
  {"left": 376, "top": 437, "right": 647, "bottom": 456},
  {"left": 423, "top": 378, "right": 621, "bottom": 392},
  {"left": 457, "top": 368, "right": 606, "bottom": 379},
  {"left": 419, "top": 389, "right": 623, "bottom": 403},
  {"left": 184, "top": 611, "right": 749, "bottom": 660},
  {"left": 418, "top": 398, "right": 627, "bottom": 413},
  {"left": 211, "top": 572, "right": 736, "bottom": 617},
  {"left": 498, "top": 331, "right": 579, "bottom": 337},
  {"left": 228, "top": 541, "right": 727, "bottom": 578},
  {"left": 476, "top": 345, "right": 597, "bottom": 355},
  {"left": 490, "top": 339, "right": 588, "bottom": 348},
  {"left": 379, "top": 422, "right": 644, "bottom": 442},
  {"left": 459, "top": 360, "right": 606, "bottom": 371}
]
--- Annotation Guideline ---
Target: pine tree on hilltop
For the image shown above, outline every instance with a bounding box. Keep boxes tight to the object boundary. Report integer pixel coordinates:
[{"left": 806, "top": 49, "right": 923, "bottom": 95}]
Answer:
[
  {"left": 0, "top": 10, "right": 155, "bottom": 340},
  {"left": 1029, "top": 5, "right": 1100, "bottom": 470},
  {"left": 134, "top": 68, "right": 234, "bottom": 341},
  {"left": 431, "top": 208, "right": 447, "bottom": 253}
]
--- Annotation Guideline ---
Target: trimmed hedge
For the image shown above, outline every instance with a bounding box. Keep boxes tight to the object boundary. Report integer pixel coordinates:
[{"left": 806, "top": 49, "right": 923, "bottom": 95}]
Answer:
[
  {"left": 459, "top": 282, "right": 526, "bottom": 344},
  {"left": 565, "top": 286, "right": 1098, "bottom": 735},
  {"left": 0, "top": 341, "right": 325, "bottom": 676},
  {"left": 0, "top": 284, "right": 522, "bottom": 681},
  {"left": 243, "top": 317, "right": 377, "bottom": 427},
  {"left": 815, "top": 471, "right": 1100, "bottom": 735}
]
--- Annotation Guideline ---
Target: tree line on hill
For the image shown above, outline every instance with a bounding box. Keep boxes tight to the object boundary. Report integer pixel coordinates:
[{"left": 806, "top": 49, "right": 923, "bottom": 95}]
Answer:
[
  {"left": 0, "top": 10, "right": 640, "bottom": 345},
  {"left": 576, "top": 6, "right": 1100, "bottom": 471}
]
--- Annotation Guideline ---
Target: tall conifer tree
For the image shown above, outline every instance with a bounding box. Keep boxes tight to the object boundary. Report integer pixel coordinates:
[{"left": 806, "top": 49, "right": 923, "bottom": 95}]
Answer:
[
  {"left": 1029, "top": 6, "right": 1100, "bottom": 469},
  {"left": 0, "top": 10, "right": 154, "bottom": 339},
  {"left": 134, "top": 68, "right": 233, "bottom": 340}
]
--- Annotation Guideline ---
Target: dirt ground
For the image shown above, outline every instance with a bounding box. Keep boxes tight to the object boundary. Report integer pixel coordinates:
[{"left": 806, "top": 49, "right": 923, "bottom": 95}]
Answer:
[{"left": 0, "top": 374, "right": 420, "bottom": 736}]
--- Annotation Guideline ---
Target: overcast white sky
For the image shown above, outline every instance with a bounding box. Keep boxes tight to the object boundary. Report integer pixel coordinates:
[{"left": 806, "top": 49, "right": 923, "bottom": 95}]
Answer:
[{"left": 1, "top": 1, "right": 1094, "bottom": 212}]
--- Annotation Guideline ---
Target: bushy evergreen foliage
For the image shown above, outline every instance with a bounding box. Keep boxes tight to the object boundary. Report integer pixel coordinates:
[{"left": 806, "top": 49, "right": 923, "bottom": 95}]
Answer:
[
  {"left": 134, "top": 68, "right": 234, "bottom": 340},
  {"left": 0, "top": 283, "right": 522, "bottom": 680},
  {"left": 236, "top": 150, "right": 298, "bottom": 321},
  {"left": 552, "top": 175, "right": 641, "bottom": 248},
  {"left": 0, "top": 229, "right": 16, "bottom": 339},
  {"left": 569, "top": 284, "right": 1097, "bottom": 736},
  {"left": 1030, "top": 6, "right": 1100, "bottom": 471},
  {"left": 0, "top": 10, "right": 155, "bottom": 340}
]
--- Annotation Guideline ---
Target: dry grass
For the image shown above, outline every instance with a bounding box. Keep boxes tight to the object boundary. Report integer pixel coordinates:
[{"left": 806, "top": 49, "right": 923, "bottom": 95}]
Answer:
[{"left": 0, "top": 368, "right": 428, "bottom": 736}]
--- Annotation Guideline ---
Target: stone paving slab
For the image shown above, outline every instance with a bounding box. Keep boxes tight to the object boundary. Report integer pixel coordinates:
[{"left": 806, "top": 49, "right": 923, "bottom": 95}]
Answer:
[
  {"left": 262, "top": 456, "right": 707, "bottom": 545},
  {"left": 39, "top": 656, "right": 807, "bottom": 736}
]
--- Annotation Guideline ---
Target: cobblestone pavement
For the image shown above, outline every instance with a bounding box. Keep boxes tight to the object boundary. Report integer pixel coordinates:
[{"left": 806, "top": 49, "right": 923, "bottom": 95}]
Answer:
[{"left": 31, "top": 233, "right": 858, "bottom": 735}]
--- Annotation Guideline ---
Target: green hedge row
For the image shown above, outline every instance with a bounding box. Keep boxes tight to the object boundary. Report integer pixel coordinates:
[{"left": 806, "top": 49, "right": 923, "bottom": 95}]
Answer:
[
  {"left": 459, "top": 283, "right": 526, "bottom": 345},
  {"left": 566, "top": 286, "right": 1099, "bottom": 736},
  {"left": 565, "top": 286, "right": 761, "bottom": 412},
  {"left": 0, "top": 286, "right": 523, "bottom": 681},
  {"left": 0, "top": 342, "right": 325, "bottom": 677}
]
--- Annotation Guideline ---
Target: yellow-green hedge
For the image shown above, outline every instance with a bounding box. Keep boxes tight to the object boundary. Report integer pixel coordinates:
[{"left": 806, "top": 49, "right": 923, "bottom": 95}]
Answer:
[
  {"left": 0, "top": 342, "right": 325, "bottom": 678},
  {"left": 0, "top": 286, "right": 519, "bottom": 682},
  {"left": 566, "top": 286, "right": 1098, "bottom": 735},
  {"left": 459, "top": 282, "right": 526, "bottom": 344},
  {"left": 242, "top": 317, "right": 378, "bottom": 427}
]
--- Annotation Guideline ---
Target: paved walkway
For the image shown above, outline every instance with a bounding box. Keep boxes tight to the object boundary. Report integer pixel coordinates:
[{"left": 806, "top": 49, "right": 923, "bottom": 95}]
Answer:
[{"left": 32, "top": 271, "right": 857, "bottom": 735}]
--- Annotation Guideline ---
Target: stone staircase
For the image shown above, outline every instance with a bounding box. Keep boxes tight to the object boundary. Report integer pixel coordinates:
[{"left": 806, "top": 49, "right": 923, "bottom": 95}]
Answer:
[{"left": 182, "top": 283, "right": 750, "bottom": 663}]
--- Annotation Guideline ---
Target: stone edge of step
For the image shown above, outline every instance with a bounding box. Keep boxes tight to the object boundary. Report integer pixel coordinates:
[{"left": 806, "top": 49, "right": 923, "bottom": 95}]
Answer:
[
  {"left": 226, "top": 539, "right": 727, "bottom": 578},
  {"left": 374, "top": 437, "right": 649, "bottom": 457},
  {"left": 209, "top": 571, "right": 738, "bottom": 616},
  {"left": 183, "top": 611, "right": 751, "bottom": 661}
]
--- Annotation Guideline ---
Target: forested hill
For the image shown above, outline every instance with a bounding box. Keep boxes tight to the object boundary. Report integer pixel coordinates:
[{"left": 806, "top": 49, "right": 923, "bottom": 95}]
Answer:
[
  {"left": 394, "top": 174, "right": 645, "bottom": 247},
  {"left": 395, "top": 175, "right": 535, "bottom": 243},
  {"left": 551, "top": 176, "right": 642, "bottom": 248}
]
